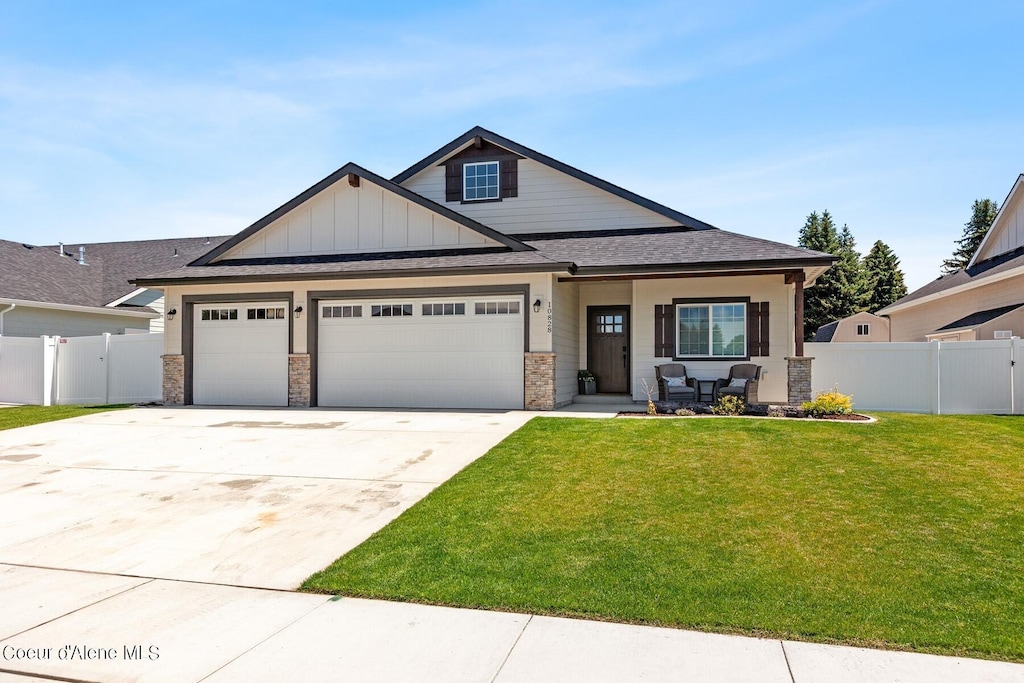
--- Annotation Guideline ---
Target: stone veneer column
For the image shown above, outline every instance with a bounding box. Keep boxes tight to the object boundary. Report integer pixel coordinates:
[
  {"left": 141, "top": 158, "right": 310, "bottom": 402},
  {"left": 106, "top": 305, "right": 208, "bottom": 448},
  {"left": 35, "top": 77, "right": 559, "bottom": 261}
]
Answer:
[
  {"left": 524, "top": 352, "right": 556, "bottom": 410},
  {"left": 288, "top": 354, "right": 311, "bottom": 407},
  {"left": 785, "top": 356, "right": 814, "bottom": 405},
  {"left": 162, "top": 354, "right": 184, "bottom": 405}
]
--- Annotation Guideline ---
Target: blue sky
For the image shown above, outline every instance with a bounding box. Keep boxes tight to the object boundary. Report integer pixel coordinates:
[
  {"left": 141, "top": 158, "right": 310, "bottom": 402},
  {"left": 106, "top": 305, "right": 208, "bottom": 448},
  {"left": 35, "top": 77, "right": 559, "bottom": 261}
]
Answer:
[{"left": 1, "top": 1, "right": 1021, "bottom": 291}]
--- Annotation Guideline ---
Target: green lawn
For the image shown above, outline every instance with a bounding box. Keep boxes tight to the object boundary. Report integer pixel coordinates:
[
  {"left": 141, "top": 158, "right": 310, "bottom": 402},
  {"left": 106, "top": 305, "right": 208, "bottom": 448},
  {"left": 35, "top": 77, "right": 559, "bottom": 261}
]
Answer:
[
  {"left": 0, "top": 405, "right": 128, "bottom": 431},
  {"left": 303, "top": 414, "right": 1024, "bottom": 661}
]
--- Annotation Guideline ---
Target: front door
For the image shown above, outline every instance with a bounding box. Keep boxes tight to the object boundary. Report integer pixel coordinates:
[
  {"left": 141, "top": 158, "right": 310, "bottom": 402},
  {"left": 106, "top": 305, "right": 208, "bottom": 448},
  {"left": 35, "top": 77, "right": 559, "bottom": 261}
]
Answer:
[{"left": 588, "top": 307, "right": 630, "bottom": 393}]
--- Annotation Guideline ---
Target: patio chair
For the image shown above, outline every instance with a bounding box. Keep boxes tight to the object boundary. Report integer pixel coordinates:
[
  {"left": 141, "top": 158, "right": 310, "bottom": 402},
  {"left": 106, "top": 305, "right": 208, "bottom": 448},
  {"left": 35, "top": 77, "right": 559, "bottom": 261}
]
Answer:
[
  {"left": 655, "top": 364, "right": 697, "bottom": 402},
  {"left": 714, "top": 364, "right": 761, "bottom": 404}
]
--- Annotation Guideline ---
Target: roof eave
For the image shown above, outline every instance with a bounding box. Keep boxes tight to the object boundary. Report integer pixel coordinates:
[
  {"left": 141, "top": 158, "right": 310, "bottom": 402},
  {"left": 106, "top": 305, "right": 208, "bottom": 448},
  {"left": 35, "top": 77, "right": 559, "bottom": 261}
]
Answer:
[
  {"left": 0, "top": 297, "right": 159, "bottom": 318},
  {"left": 967, "top": 173, "right": 1024, "bottom": 268},
  {"left": 880, "top": 261, "right": 1024, "bottom": 315},
  {"left": 566, "top": 257, "right": 836, "bottom": 278},
  {"left": 132, "top": 262, "right": 577, "bottom": 288}
]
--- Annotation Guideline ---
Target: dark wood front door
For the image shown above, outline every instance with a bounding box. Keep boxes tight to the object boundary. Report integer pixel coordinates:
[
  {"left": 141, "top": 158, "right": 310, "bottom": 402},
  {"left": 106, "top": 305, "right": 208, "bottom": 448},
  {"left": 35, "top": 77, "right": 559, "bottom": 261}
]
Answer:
[{"left": 588, "top": 307, "right": 630, "bottom": 393}]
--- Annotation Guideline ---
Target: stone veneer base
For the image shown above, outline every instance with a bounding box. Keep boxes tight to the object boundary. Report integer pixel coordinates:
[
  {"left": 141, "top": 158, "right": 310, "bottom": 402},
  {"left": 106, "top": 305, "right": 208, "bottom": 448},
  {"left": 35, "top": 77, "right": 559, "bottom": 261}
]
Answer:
[
  {"left": 525, "top": 352, "right": 557, "bottom": 410},
  {"left": 288, "top": 354, "right": 311, "bottom": 407},
  {"left": 785, "top": 356, "right": 814, "bottom": 406},
  {"left": 162, "top": 354, "right": 184, "bottom": 405}
]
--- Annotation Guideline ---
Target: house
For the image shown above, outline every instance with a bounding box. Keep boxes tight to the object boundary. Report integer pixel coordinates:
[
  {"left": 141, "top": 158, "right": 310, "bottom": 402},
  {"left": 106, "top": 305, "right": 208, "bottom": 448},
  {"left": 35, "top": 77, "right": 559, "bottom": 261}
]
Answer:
[
  {"left": 0, "top": 236, "right": 228, "bottom": 338},
  {"left": 813, "top": 311, "right": 890, "bottom": 342},
  {"left": 879, "top": 174, "right": 1024, "bottom": 341},
  {"left": 134, "top": 127, "right": 836, "bottom": 410}
]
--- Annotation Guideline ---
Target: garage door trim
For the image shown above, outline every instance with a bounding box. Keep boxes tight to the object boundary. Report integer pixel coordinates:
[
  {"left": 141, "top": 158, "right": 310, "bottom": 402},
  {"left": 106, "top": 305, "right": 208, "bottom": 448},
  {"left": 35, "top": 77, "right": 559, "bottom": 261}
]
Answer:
[
  {"left": 307, "top": 285, "right": 530, "bottom": 408},
  {"left": 182, "top": 291, "right": 294, "bottom": 405}
]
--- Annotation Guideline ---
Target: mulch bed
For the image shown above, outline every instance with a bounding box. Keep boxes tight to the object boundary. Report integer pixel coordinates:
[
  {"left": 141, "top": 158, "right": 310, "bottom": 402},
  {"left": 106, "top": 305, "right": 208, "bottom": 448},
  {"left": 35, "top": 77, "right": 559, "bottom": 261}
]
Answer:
[{"left": 618, "top": 401, "right": 872, "bottom": 421}]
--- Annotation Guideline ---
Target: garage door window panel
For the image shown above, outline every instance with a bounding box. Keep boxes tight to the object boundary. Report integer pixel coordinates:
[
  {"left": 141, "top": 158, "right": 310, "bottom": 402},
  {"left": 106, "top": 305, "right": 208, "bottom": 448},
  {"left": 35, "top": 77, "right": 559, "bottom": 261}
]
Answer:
[
  {"left": 371, "top": 304, "right": 413, "bottom": 317},
  {"left": 475, "top": 301, "right": 520, "bottom": 315},
  {"left": 422, "top": 303, "right": 466, "bottom": 316}
]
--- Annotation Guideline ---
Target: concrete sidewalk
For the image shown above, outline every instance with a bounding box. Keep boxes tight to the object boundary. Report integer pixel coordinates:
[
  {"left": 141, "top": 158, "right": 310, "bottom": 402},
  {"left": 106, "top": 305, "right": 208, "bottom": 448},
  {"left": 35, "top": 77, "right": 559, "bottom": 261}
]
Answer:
[{"left": 1, "top": 564, "right": 1022, "bottom": 683}]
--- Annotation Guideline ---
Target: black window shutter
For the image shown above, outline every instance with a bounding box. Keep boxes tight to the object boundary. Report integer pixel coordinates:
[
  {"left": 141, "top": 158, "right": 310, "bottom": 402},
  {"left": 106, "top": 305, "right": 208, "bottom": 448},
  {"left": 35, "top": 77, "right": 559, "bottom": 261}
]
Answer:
[
  {"left": 759, "top": 301, "right": 770, "bottom": 356},
  {"left": 445, "top": 163, "right": 461, "bottom": 202},
  {"left": 746, "top": 302, "right": 770, "bottom": 357},
  {"left": 500, "top": 158, "right": 518, "bottom": 198},
  {"left": 654, "top": 305, "right": 675, "bottom": 357}
]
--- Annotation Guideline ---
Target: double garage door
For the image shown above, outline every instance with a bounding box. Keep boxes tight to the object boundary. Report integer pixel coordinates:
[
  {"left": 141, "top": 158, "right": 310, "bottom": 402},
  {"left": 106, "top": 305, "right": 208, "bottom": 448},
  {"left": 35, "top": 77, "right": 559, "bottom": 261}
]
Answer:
[{"left": 192, "top": 296, "right": 524, "bottom": 409}]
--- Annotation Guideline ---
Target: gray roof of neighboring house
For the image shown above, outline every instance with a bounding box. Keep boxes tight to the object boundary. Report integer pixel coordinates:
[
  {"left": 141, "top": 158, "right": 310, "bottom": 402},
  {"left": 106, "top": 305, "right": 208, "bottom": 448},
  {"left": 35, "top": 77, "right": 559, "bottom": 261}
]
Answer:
[
  {"left": 1, "top": 236, "right": 230, "bottom": 308},
  {"left": 813, "top": 321, "right": 839, "bottom": 342},
  {"left": 133, "top": 227, "right": 835, "bottom": 286},
  {"left": 881, "top": 245, "right": 1024, "bottom": 312},
  {"left": 934, "top": 303, "right": 1024, "bottom": 332}
]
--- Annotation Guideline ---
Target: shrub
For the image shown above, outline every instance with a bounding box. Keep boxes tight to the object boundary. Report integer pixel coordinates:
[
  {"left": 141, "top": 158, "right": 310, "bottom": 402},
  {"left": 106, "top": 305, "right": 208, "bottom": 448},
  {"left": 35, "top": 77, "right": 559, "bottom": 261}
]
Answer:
[
  {"left": 802, "top": 387, "right": 853, "bottom": 417},
  {"left": 711, "top": 395, "right": 745, "bottom": 416}
]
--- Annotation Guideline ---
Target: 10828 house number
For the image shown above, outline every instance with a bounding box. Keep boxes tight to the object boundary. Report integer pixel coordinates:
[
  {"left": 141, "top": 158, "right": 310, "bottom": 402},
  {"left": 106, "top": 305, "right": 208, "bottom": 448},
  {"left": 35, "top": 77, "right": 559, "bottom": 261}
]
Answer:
[{"left": 547, "top": 301, "right": 553, "bottom": 334}]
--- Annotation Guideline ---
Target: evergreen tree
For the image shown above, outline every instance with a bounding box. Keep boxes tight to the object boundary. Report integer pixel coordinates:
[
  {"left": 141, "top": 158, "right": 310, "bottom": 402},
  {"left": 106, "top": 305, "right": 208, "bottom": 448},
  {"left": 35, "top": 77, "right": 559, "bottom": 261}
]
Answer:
[
  {"left": 941, "top": 199, "right": 999, "bottom": 274},
  {"left": 862, "top": 240, "right": 908, "bottom": 312},
  {"left": 798, "top": 211, "right": 868, "bottom": 340}
]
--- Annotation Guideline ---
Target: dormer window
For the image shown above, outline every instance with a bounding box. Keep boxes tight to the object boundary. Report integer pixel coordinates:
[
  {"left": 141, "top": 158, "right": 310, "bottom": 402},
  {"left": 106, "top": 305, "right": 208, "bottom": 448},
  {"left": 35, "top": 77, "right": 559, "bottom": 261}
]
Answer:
[{"left": 463, "top": 162, "right": 500, "bottom": 201}]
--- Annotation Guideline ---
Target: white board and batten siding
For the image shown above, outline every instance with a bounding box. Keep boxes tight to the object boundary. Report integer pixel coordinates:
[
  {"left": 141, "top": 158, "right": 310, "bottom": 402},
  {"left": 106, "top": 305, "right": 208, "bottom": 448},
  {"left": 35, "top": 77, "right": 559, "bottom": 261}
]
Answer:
[
  {"left": 974, "top": 178, "right": 1024, "bottom": 262},
  {"left": 318, "top": 296, "right": 524, "bottom": 409},
  {"left": 808, "top": 339, "right": 1024, "bottom": 415},
  {"left": 221, "top": 177, "right": 498, "bottom": 260},
  {"left": 192, "top": 303, "right": 289, "bottom": 407},
  {"left": 401, "top": 159, "right": 680, "bottom": 235}
]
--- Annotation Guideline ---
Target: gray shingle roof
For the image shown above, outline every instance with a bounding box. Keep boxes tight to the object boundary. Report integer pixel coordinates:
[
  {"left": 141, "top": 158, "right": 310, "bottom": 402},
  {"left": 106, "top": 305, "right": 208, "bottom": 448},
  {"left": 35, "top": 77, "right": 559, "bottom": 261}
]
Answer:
[
  {"left": 934, "top": 303, "right": 1024, "bottom": 332},
  {"left": 132, "top": 227, "right": 834, "bottom": 286},
  {"left": 135, "top": 248, "right": 569, "bottom": 285},
  {"left": 522, "top": 227, "right": 835, "bottom": 272},
  {"left": 881, "top": 245, "right": 1024, "bottom": 312},
  {"left": 813, "top": 321, "right": 839, "bottom": 342},
  {"left": 1, "top": 236, "right": 230, "bottom": 308}
]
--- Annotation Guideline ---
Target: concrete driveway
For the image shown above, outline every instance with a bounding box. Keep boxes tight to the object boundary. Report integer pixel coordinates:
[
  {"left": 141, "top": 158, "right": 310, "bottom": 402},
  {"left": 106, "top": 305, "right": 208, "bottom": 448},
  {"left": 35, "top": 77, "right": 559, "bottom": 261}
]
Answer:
[{"left": 0, "top": 407, "right": 532, "bottom": 590}]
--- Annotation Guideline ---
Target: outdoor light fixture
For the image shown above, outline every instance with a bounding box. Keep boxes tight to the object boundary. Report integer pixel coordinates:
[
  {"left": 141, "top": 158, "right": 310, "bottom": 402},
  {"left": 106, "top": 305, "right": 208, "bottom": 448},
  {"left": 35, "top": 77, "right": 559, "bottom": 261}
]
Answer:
[
  {"left": 166, "top": 308, "right": 177, "bottom": 321},
  {"left": 294, "top": 305, "right": 304, "bottom": 318},
  {"left": 533, "top": 299, "right": 542, "bottom": 313}
]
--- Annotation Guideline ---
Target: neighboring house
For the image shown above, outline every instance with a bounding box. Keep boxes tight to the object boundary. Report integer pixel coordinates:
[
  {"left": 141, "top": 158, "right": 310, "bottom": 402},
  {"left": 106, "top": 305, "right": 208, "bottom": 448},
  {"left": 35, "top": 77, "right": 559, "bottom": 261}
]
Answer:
[
  {"left": 813, "top": 311, "right": 890, "bottom": 342},
  {"left": 0, "top": 236, "right": 228, "bottom": 338},
  {"left": 880, "top": 174, "right": 1024, "bottom": 341},
  {"left": 134, "top": 127, "right": 836, "bottom": 410}
]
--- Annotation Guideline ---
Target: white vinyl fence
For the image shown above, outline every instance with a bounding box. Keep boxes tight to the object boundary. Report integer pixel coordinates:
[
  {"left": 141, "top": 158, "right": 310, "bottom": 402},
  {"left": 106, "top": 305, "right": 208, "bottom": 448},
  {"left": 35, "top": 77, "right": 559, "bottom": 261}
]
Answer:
[
  {"left": 807, "top": 338, "right": 1024, "bottom": 414},
  {"left": 0, "top": 333, "right": 163, "bottom": 406}
]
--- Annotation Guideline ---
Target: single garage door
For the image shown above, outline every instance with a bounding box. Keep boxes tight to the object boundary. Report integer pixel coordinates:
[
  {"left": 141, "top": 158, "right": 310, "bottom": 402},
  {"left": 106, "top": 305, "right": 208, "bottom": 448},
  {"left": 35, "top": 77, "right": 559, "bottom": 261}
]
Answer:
[
  {"left": 318, "top": 296, "right": 524, "bottom": 409},
  {"left": 193, "top": 302, "right": 289, "bottom": 406}
]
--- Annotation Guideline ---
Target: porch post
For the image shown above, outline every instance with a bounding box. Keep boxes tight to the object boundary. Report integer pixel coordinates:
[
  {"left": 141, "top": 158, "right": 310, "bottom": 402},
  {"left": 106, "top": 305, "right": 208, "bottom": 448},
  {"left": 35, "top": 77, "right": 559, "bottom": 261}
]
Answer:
[{"left": 786, "top": 271, "right": 806, "bottom": 356}]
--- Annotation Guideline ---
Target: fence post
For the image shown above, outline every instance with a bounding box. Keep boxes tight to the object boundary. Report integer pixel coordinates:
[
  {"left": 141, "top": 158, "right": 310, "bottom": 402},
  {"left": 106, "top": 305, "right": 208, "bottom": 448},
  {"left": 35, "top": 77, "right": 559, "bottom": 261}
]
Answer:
[
  {"left": 41, "top": 336, "right": 57, "bottom": 406},
  {"left": 1013, "top": 337, "right": 1020, "bottom": 415},
  {"left": 103, "top": 333, "right": 111, "bottom": 405},
  {"left": 930, "top": 340, "right": 941, "bottom": 415}
]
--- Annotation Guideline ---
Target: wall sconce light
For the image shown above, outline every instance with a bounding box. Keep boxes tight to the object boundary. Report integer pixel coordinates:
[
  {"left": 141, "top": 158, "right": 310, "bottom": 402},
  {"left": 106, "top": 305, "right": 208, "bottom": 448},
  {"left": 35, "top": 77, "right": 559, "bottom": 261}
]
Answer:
[
  {"left": 166, "top": 308, "right": 177, "bottom": 321},
  {"left": 533, "top": 299, "right": 542, "bottom": 313},
  {"left": 294, "top": 304, "right": 304, "bottom": 319}
]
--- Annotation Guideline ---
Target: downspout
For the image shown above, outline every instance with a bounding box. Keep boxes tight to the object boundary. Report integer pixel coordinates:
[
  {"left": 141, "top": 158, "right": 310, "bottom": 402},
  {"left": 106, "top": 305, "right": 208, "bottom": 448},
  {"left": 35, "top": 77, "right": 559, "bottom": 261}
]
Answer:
[{"left": 0, "top": 303, "right": 15, "bottom": 336}]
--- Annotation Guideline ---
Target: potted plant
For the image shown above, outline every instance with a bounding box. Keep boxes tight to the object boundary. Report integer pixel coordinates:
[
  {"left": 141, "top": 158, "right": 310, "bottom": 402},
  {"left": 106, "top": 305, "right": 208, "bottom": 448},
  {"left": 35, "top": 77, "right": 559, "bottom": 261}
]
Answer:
[{"left": 577, "top": 369, "right": 597, "bottom": 395}]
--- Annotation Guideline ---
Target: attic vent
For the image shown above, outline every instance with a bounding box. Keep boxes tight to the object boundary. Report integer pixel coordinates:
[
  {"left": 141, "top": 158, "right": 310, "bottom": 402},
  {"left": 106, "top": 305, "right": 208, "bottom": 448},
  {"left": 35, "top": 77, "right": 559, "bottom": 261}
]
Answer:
[
  {"left": 22, "top": 244, "right": 33, "bottom": 249},
  {"left": 994, "top": 330, "right": 1013, "bottom": 339},
  {"left": 173, "top": 248, "right": 179, "bottom": 257}
]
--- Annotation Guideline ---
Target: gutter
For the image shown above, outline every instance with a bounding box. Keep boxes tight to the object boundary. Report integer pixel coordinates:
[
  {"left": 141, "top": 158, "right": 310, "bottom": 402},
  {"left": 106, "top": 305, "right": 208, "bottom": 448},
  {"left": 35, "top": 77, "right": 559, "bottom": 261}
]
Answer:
[
  {"left": 0, "top": 298, "right": 158, "bottom": 319},
  {"left": 0, "top": 303, "right": 14, "bottom": 335}
]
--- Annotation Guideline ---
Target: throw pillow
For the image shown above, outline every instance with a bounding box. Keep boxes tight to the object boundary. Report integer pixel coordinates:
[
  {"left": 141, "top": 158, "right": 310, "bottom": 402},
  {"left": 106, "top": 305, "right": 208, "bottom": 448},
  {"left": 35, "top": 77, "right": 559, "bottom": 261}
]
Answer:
[
  {"left": 665, "top": 376, "right": 687, "bottom": 388},
  {"left": 728, "top": 378, "right": 747, "bottom": 388}
]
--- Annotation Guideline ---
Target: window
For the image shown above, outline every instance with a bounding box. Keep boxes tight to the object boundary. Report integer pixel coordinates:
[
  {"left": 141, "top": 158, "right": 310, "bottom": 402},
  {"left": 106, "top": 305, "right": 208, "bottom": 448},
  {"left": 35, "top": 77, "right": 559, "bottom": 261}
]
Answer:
[
  {"left": 422, "top": 303, "right": 465, "bottom": 316},
  {"left": 856, "top": 323, "right": 870, "bottom": 336},
  {"left": 463, "top": 161, "right": 499, "bottom": 201},
  {"left": 676, "top": 302, "right": 746, "bottom": 357},
  {"left": 201, "top": 308, "right": 238, "bottom": 321},
  {"left": 475, "top": 300, "right": 520, "bottom": 315},
  {"left": 596, "top": 314, "right": 623, "bottom": 333},
  {"left": 994, "top": 330, "right": 1013, "bottom": 339},
  {"left": 322, "top": 305, "right": 362, "bottom": 319},
  {"left": 247, "top": 307, "right": 285, "bottom": 320},
  {"left": 371, "top": 304, "right": 413, "bottom": 317}
]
